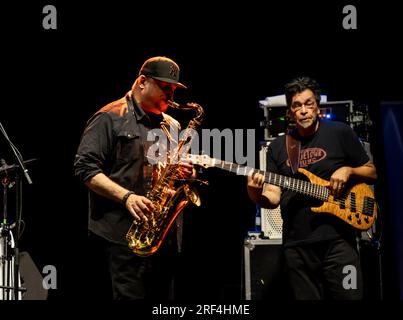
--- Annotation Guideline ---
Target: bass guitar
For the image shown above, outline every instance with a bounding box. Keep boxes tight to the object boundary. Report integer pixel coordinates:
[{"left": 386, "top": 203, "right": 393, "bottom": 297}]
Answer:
[{"left": 188, "top": 154, "right": 377, "bottom": 231}]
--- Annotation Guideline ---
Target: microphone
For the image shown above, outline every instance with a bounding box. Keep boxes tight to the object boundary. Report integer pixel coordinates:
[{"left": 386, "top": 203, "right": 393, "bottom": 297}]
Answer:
[{"left": 0, "top": 158, "right": 8, "bottom": 174}]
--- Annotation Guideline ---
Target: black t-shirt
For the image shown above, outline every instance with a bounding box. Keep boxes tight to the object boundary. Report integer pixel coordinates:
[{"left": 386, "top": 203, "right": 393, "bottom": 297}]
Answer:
[{"left": 266, "top": 120, "right": 370, "bottom": 247}]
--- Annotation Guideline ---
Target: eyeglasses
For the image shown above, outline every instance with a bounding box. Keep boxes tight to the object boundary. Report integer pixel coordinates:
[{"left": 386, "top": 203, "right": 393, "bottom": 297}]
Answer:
[{"left": 291, "top": 99, "right": 317, "bottom": 111}]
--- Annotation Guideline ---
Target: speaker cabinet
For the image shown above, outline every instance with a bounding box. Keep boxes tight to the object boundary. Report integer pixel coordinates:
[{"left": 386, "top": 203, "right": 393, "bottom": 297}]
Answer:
[{"left": 243, "top": 238, "right": 290, "bottom": 300}]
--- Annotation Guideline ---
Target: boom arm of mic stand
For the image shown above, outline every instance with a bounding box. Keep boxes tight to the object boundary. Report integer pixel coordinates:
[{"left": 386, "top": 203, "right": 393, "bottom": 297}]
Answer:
[
  {"left": 12, "top": 147, "right": 32, "bottom": 185},
  {"left": 0, "top": 121, "right": 32, "bottom": 184}
]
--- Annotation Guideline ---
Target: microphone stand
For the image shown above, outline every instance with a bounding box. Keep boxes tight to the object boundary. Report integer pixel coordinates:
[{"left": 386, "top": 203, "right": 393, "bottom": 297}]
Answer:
[
  {"left": 0, "top": 121, "right": 32, "bottom": 300},
  {"left": 13, "top": 169, "right": 23, "bottom": 300},
  {"left": 1, "top": 171, "right": 11, "bottom": 299}
]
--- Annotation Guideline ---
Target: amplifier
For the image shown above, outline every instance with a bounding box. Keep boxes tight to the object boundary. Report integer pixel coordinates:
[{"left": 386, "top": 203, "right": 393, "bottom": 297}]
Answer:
[
  {"left": 259, "top": 142, "right": 283, "bottom": 239},
  {"left": 243, "top": 238, "right": 291, "bottom": 300}
]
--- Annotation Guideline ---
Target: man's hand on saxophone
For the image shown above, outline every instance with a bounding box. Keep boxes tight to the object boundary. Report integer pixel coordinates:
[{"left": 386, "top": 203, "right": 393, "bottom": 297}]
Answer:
[
  {"left": 124, "top": 159, "right": 194, "bottom": 223},
  {"left": 125, "top": 193, "right": 154, "bottom": 222},
  {"left": 178, "top": 159, "right": 196, "bottom": 179}
]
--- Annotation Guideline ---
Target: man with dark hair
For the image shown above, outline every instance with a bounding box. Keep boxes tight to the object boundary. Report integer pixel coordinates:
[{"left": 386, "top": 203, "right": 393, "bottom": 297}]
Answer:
[
  {"left": 247, "top": 76, "right": 377, "bottom": 299},
  {"left": 74, "top": 56, "right": 194, "bottom": 299}
]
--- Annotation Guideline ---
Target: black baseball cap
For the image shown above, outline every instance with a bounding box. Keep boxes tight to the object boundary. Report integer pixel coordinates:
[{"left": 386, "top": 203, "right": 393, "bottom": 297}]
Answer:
[{"left": 139, "top": 56, "right": 187, "bottom": 89}]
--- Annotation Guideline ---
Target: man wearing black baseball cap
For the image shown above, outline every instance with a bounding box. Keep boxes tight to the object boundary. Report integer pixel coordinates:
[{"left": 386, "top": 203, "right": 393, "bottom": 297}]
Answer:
[{"left": 74, "top": 56, "right": 193, "bottom": 299}]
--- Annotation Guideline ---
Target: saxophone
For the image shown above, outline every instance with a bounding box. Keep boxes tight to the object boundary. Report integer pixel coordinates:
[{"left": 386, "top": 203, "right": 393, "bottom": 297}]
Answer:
[{"left": 126, "top": 100, "right": 204, "bottom": 256}]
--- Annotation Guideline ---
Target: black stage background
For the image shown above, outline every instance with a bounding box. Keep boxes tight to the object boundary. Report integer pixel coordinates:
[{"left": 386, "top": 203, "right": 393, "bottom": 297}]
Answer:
[{"left": 1, "top": 1, "right": 402, "bottom": 302}]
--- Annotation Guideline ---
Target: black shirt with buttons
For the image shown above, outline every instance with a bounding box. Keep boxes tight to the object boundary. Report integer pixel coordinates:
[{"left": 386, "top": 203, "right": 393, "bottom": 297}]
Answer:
[{"left": 74, "top": 92, "right": 177, "bottom": 244}]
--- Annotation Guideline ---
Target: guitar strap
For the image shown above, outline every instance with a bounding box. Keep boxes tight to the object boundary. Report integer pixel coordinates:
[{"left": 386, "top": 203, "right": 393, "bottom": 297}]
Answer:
[{"left": 286, "top": 131, "right": 301, "bottom": 175}]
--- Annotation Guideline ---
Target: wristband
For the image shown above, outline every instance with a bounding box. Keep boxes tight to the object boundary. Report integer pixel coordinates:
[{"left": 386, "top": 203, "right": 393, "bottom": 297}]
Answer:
[{"left": 122, "top": 191, "right": 135, "bottom": 205}]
